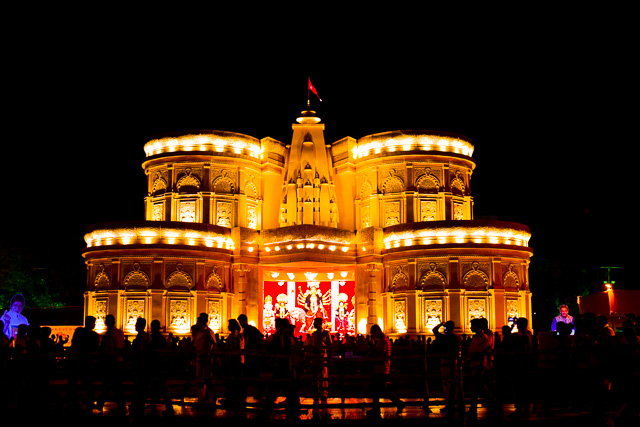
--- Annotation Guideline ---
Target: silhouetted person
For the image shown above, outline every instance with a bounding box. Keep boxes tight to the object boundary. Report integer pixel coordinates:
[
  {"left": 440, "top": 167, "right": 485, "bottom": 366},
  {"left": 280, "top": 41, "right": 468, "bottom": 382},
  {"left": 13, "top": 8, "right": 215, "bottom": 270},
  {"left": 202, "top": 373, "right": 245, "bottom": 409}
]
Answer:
[
  {"left": 97, "top": 314, "right": 126, "bottom": 414},
  {"left": 131, "top": 317, "right": 150, "bottom": 417},
  {"left": 305, "top": 317, "right": 332, "bottom": 403},
  {"left": 237, "top": 313, "right": 263, "bottom": 398},
  {"left": 148, "top": 319, "right": 174, "bottom": 415},
  {"left": 192, "top": 312, "right": 217, "bottom": 406},
  {"left": 69, "top": 316, "right": 100, "bottom": 412},
  {"left": 465, "top": 318, "right": 492, "bottom": 418},
  {"left": 222, "top": 318, "right": 245, "bottom": 409},
  {"left": 432, "top": 320, "right": 461, "bottom": 413},
  {"left": 265, "top": 318, "right": 298, "bottom": 415},
  {"left": 509, "top": 317, "right": 534, "bottom": 419},
  {"left": 368, "top": 324, "right": 405, "bottom": 418}
]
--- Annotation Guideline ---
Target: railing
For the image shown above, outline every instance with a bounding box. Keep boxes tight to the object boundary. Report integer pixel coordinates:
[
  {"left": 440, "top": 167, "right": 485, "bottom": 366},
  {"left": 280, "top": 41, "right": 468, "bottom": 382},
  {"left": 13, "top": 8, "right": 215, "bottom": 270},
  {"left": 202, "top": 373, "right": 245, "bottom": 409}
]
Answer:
[{"left": 2, "top": 339, "right": 639, "bottom": 414}]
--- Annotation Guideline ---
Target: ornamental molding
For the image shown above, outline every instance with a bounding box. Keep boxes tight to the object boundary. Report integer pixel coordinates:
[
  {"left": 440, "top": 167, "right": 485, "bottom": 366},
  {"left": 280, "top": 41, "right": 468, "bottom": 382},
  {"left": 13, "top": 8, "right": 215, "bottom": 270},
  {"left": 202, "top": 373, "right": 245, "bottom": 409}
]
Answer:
[{"left": 262, "top": 224, "right": 354, "bottom": 245}]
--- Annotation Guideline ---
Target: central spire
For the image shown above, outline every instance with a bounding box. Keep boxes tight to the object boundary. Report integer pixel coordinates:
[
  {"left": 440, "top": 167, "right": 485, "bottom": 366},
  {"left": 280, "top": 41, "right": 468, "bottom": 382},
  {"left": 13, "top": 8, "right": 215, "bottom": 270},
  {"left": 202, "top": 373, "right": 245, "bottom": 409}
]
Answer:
[{"left": 280, "top": 104, "right": 337, "bottom": 228}]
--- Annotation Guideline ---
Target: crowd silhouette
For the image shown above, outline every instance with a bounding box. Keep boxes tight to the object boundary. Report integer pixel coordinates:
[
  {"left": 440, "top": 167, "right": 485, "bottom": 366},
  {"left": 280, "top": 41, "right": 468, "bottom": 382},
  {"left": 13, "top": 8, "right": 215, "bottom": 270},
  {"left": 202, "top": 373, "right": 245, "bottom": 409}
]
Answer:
[{"left": 0, "top": 312, "right": 638, "bottom": 424}]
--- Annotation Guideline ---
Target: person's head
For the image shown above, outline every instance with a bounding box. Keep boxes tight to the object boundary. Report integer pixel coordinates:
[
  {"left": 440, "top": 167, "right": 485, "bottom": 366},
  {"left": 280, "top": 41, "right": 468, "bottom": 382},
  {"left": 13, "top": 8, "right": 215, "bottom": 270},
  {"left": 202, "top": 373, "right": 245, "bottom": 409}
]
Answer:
[
  {"left": 228, "top": 318, "right": 241, "bottom": 333},
  {"left": 135, "top": 317, "right": 147, "bottom": 332},
  {"left": 516, "top": 317, "right": 529, "bottom": 331},
  {"left": 470, "top": 318, "right": 482, "bottom": 333},
  {"left": 197, "top": 313, "right": 208, "bottom": 326},
  {"left": 85, "top": 316, "right": 96, "bottom": 330},
  {"left": 559, "top": 305, "right": 569, "bottom": 318},
  {"left": 369, "top": 324, "right": 383, "bottom": 338},
  {"left": 150, "top": 319, "right": 161, "bottom": 333},
  {"left": 105, "top": 314, "right": 116, "bottom": 328},
  {"left": 313, "top": 317, "right": 323, "bottom": 331},
  {"left": 444, "top": 320, "right": 455, "bottom": 333},
  {"left": 10, "top": 294, "right": 25, "bottom": 313},
  {"left": 237, "top": 314, "right": 248, "bottom": 326},
  {"left": 502, "top": 325, "right": 512, "bottom": 336}
]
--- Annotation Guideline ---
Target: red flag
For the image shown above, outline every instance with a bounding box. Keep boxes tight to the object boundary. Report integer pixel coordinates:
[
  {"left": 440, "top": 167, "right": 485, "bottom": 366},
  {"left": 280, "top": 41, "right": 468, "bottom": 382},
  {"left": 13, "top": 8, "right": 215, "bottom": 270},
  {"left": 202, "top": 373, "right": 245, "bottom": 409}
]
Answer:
[{"left": 308, "top": 78, "right": 322, "bottom": 102}]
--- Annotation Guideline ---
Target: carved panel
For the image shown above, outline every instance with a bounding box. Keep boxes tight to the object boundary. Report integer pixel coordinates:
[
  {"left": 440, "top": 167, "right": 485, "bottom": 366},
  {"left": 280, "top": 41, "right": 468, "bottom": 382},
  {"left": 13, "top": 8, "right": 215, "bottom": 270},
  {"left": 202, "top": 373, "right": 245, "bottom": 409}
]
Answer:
[
  {"left": 94, "top": 265, "right": 110, "bottom": 289},
  {"left": 216, "top": 201, "right": 233, "bottom": 227},
  {"left": 415, "top": 168, "right": 440, "bottom": 192},
  {"left": 95, "top": 299, "right": 107, "bottom": 330},
  {"left": 423, "top": 299, "right": 442, "bottom": 331},
  {"left": 176, "top": 168, "right": 201, "bottom": 191},
  {"left": 506, "top": 300, "right": 519, "bottom": 321},
  {"left": 418, "top": 262, "right": 447, "bottom": 290},
  {"left": 454, "top": 203, "right": 464, "bottom": 220},
  {"left": 361, "top": 205, "right": 371, "bottom": 228},
  {"left": 450, "top": 170, "right": 466, "bottom": 195},
  {"left": 384, "top": 200, "right": 401, "bottom": 226},
  {"left": 389, "top": 264, "right": 409, "bottom": 291},
  {"left": 205, "top": 266, "right": 223, "bottom": 292},
  {"left": 169, "top": 299, "right": 190, "bottom": 330},
  {"left": 207, "top": 299, "right": 222, "bottom": 332},
  {"left": 461, "top": 261, "right": 490, "bottom": 290},
  {"left": 420, "top": 200, "right": 437, "bottom": 222},
  {"left": 394, "top": 299, "right": 407, "bottom": 332},
  {"left": 503, "top": 264, "right": 520, "bottom": 290},
  {"left": 468, "top": 299, "right": 486, "bottom": 323},
  {"left": 247, "top": 205, "right": 257, "bottom": 229},
  {"left": 124, "top": 299, "right": 145, "bottom": 331},
  {"left": 381, "top": 169, "right": 405, "bottom": 194},
  {"left": 123, "top": 263, "right": 150, "bottom": 289},
  {"left": 166, "top": 264, "right": 193, "bottom": 290},
  {"left": 177, "top": 200, "right": 197, "bottom": 223},
  {"left": 211, "top": 169, "right": 237, "bottom": 194},
  {"left": 152, "top": 173, "right": 168, "bottom": 195},
  {"left": 152, "top": 202, "right": 164, "bottom": 221}
]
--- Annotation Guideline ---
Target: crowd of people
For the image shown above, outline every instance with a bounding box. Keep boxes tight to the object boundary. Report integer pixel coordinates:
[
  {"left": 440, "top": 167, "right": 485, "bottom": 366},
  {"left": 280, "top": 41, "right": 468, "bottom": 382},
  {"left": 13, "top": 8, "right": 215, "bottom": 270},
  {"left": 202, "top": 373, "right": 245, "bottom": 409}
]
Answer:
[{"left": 0, "top": 309, "right": 638, "bottom": 423}]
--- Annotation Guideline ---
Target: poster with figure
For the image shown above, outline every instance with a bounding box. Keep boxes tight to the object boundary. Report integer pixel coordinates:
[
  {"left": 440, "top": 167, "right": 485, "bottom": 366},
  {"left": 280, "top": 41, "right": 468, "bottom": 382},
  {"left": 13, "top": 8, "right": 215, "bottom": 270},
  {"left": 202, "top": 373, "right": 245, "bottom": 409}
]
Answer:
[
  {"left": 1, "top": 294, "right": 29, "bottom": 340},
  {"left": 263, "top": 280, "right": 355, "bottom": 337}
]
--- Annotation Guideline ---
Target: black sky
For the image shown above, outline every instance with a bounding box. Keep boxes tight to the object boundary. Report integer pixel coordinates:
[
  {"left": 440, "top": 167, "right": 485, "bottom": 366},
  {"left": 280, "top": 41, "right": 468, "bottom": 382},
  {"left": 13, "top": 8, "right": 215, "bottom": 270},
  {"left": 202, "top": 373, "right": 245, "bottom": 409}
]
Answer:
[{"left": 1, "top": 11, "right": 635, "bottom": 301}]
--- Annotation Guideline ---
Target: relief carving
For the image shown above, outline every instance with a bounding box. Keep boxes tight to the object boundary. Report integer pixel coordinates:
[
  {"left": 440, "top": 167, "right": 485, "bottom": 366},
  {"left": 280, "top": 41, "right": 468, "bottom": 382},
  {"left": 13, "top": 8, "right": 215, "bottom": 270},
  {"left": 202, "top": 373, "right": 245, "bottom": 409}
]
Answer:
[
  {"left": 166, "top": 263, "right": 193, "bottom": 290},
  {"left": 123, "top": 263, "right": 150, "bottom": 290},
  {"left": 503, "top": 264, "right": 520, "bottom": 290},
  {"left": 418, "top": 262, "right": 447, "bottom": 290}
]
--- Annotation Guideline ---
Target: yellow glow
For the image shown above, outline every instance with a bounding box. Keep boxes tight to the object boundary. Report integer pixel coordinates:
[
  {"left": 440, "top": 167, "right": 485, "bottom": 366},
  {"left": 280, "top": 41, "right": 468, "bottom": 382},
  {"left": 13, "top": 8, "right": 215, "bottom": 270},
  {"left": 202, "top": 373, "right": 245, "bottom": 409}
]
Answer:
[
  {"left": 145, "top": 237, "right": 153, "bottom": 244},
  {"left": 248, "top": 246, "right": 254, "bottom": 252},
  {"left": 404, "top": 239, "right": 412, "bottom": 246},
  {"left": 329, "top": 245, "right": 336, "bottom": 251},
  {"left": 306, "top": 243, "right": 315, "bottom": 249},
  {"left": 121, "top": 237, "right": 131, "bottom": 245},
  {"left": 275, "top": 246, "right": 280, "bottom": 251},
  {"left": 341, "top": 246, "right": 348, "bottom": 252},
  {"left": 286, "top": 245, "right": 293, "bottom": 250},
  {"left": 265, "top": 247, "right": 271, "bottom": 252},
  {"left": 167, "top": 238, "right": 176, "bottom": 244},
  {"left": 352, "top": 132, "right": 474, "bottom": 159},
  {"left": 318, "top": 244, "right": 325, "bottom": 249},
  {"left": 297, "top": 243, "right": 305, "bottom": 249},
  {"left": 144, "top": 132, "right": 262, "bottom": 157},
  {"left": 358, "top": 318, "right": 368, "bottom": 335}
]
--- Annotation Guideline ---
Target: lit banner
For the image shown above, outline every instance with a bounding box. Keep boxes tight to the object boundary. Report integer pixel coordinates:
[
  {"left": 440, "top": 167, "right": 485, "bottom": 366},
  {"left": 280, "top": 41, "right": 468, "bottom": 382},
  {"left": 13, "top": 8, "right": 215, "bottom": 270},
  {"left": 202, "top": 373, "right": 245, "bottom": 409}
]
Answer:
[{"left": 263, "top": 280, "right": 355, "bottom": 336}]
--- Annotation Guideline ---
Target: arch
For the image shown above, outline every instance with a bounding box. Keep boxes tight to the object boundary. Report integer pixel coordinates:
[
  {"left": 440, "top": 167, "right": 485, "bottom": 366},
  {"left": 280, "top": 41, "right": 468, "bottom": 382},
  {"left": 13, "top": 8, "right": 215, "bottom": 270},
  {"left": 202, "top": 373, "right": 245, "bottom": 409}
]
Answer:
[
  {"left": 390, "top": 272, "right": 409, "bottom": 291},
  {"left": 360, "top": 180, "right": 373, "bottom": 198},
  {"left": 123, "top": 263, "right": 150, "bottom": 290},
  {"left": 416, "top": 170, "right": 440, "bottom": 193},
  {"left": 166, "top": 263, "right": 193, "bottom": 290},
  {"left": 382, "top": 176, "right": 404, "bottom": 194},
  {"left": 451, "top": 171, "right": 466, "bottom": 195},
  {"left": 94, "top": 265, "right": 110, "bottom": 289},
  {"left": 503, "top": 264, "right": 520, "bottom": 290},
  {"left": 213, "top": 176, "right": 235, "bottom": 194},
  {"left": 418, "top": 263, "right": 447, "bottom": 290},
  {"left": 176, "top": 170, "right": 201, "bottom": 192},
  {"left": 463, "top": 262, "right": 489, "bottom": 290},
  {"left": 206, "top": 269, "right": 223, "bottom": 292},
  {"left": 152, "top": 175, "right": 168, "bottom": 195}
]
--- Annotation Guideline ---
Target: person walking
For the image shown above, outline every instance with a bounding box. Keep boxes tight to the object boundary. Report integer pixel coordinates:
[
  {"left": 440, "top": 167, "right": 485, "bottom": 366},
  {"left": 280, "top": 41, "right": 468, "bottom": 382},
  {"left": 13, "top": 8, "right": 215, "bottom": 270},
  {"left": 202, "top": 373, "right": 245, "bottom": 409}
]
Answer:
[{"left": 368, "top": 324, "right": 405, "bottom": 418}]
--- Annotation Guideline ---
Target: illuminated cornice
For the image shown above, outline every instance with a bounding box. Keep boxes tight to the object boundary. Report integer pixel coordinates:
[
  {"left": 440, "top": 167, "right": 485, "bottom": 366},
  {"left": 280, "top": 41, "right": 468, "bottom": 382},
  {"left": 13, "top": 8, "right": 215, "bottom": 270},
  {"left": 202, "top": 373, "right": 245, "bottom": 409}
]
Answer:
[
  {"left": 381, "top": 220, "right": 531, "bottom": 249},
  {"left": 144, "top": 131, "right": 264, "bottom": 158},
  {"left": 352, "top": 130, "right": 474, "bottom": 160},
  {"left": 262, "top": 225, "right": 354, "bottom": 253},
  {"left": 84, "top": 221, "right": 234, "bottom": 249}
]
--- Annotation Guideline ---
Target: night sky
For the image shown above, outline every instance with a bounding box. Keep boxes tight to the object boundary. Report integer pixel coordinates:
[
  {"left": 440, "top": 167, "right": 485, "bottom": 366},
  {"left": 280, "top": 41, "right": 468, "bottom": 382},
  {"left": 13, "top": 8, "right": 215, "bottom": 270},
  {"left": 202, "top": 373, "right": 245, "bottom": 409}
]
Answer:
[{"left": 1, "top": 13, "right": 635, "bottom": 315}]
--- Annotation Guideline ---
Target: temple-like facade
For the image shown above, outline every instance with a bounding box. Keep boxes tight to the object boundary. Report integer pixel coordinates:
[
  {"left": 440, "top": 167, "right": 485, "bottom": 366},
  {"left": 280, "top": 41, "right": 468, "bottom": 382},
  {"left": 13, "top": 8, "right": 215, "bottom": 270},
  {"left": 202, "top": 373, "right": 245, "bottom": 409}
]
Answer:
[{"left": 82, "top": 106, "right": 533, "bottom": 337}]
